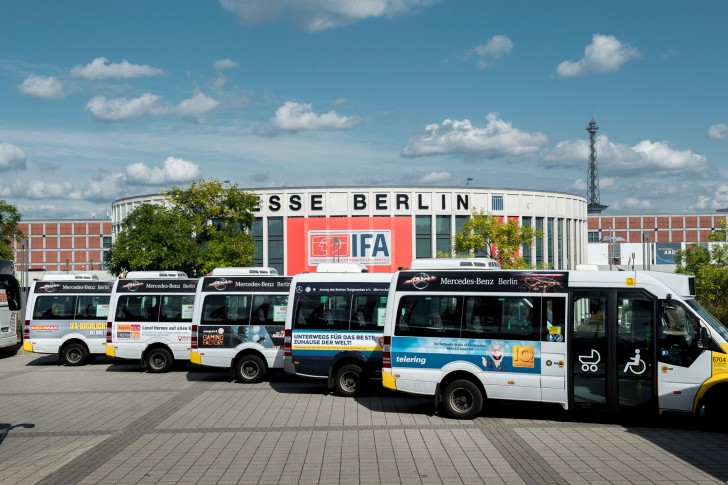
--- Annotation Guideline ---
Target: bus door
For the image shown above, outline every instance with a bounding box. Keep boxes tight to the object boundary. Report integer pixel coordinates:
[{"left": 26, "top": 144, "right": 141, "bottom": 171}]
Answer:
[{"left": 571, "top": 290, "right": 656, "bottom": 412}]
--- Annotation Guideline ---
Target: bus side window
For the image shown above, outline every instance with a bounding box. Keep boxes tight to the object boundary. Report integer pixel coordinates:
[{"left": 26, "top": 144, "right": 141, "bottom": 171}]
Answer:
[{"left": 542, "top": 297, "right": 566, "bottom": 342}]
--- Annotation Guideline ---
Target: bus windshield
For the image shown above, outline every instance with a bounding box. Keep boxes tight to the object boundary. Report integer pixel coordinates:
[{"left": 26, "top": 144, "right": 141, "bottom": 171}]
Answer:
[{"left": 685, "top": 299, "right": 728, "bottom": 341}]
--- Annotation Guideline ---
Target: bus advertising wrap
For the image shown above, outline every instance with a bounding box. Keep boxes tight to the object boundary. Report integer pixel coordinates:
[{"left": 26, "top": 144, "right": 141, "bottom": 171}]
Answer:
[{"left": 395, "top": 271, "right": 568, "bottom": 293}]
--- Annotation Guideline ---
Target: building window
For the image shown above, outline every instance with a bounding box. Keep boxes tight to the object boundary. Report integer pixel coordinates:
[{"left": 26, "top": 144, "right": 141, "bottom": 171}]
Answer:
[
  {"left": 415, "top": 216, "right": 432, "bottom": 258},
  {"left": 588, "top": 231, "right": 601, "bottom": 243},
  {"left": 521, "top": 217, "right": 532, "bottom": 265},
  {"left": 267, "top": 217, "right": 283, "bottom": 274},
  {"left": 547, "top": 218, "right": 554, "bottom": 269},
  {"left": 252, "top": 218, "right": 264, "bottom": 266},
  {"left": 102, "top": 236, "right": 111, "bottom": 249},
  {"left": 566, "top": 220, "right": 572, "bottom": 270},
  {"left": 436, "top": 215, "right": 452, "bottom": 256},
  {"left": 558, "top": 219, "right": 564, "bottom": 270},
  {"left": 535, "top": 217, "right": 544, "bottom": 266},
  {"left": 492, "top": 195, "right": 504, "bottom": 211},
  {"left": 455, "top": 215, "right": 469, "bottom": 257}
]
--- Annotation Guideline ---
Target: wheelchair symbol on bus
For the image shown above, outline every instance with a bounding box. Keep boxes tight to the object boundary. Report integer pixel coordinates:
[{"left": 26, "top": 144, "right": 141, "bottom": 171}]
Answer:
[
  {"left": 623, "top": 349, "right": 646, "bottom": 375},
  {"left": 579, "top": 349, "right": 601, "bottom": 372}
]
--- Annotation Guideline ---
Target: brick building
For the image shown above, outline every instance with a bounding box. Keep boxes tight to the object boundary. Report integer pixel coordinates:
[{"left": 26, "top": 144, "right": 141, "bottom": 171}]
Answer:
[{"left": 13, "top": 219, "right": 112, "bottom": 275}]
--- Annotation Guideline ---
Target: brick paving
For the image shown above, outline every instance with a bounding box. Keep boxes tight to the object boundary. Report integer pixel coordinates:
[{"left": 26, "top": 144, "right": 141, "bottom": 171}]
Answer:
[{"left": 0, "top": 347, "right": 726, "bottom": 485}]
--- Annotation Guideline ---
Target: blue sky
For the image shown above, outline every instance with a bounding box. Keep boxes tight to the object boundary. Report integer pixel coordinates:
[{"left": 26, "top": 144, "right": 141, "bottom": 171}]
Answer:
[{"left": 1, "top": 0, "right": 727, "bottom": 219}]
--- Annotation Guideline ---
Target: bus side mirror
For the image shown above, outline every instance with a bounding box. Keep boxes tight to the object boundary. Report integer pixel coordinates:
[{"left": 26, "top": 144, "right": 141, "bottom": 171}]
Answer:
[{"left": 697, "top": 327, "right": 709, "bottom": 349}]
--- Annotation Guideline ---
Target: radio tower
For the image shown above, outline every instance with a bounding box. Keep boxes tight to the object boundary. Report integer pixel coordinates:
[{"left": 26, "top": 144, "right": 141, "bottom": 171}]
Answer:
[{"left": 586, "top": 118, "right": 608, "bottom": 214}]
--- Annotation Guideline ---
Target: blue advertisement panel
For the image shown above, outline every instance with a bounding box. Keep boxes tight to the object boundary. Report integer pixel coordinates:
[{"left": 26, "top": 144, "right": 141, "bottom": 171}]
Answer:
[
  {"left": 392, "top": 336, "right": 541, "bottom": 373},
  {"left": 655, "top": 243, "right": 682, "bottom": 264}
]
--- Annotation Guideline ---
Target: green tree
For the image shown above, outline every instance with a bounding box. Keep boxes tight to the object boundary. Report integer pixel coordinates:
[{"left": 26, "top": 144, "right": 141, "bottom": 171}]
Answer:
[
  {"left": 452, "top": 210, "right": 542, "bottom": 269},
  {"left": 107, "top": 204, "right": 198, "bottom": 275},
  {"left": 0, "top": 199, "right": 24, "bottom": 260},
  {"left": 675, "top": 216, "right": 728, "bottom": 324},
  {"left": 166, "top": 179, "right": 258, "bottom": 274}
]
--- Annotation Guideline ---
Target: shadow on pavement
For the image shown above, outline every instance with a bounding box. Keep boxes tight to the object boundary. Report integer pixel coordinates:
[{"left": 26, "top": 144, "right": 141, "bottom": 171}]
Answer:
[
  {"left": 0, "top": 423, "right": 35, "bottom": 447},
  {"left": 0, "top": 343, "right": 22, "bottom": 359}
]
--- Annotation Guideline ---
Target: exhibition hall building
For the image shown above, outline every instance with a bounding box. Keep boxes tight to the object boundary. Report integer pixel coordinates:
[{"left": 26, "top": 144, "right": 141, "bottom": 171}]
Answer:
[{"left": 11, "top": 186, "right": 726, "bottom": 277}]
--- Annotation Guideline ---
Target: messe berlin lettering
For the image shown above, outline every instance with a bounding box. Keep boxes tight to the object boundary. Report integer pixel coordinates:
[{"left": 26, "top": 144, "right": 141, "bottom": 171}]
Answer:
[{"left": 257, "top": 192, "right": 470, "bottom": 213}]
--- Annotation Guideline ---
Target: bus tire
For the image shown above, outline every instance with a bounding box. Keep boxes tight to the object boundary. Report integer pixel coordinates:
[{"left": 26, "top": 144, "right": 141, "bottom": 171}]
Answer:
[
  {"left": 235, "top": 355, "right": 266, "bottom": 384},
  {"left": 334, "top": 364, "right": 363, "bottom": 397},
  {"left": 704, "top": 390, "right": 728, "bottom": 428},
  {"left": 61, "top": 343, "right": 88, "bottom": 366},
  {"left": 146, "top": 348, "right": 173, "bottom": 373},
  {"left": 441, "top": 379, "right": 483, "bottom": 419}
]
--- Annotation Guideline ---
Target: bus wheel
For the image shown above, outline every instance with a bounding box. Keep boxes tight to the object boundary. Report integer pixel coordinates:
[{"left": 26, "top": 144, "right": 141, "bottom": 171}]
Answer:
[
  {"left": 146, "top": 348, "right": 173, "bottom": 373},
  {"left": 704, "top": 391, "right": 728, "bottom": 427},
  {"left": 235, "top": 355, "right": 266, "bottom": 384},
  {"left": 442, "top": 379, "right": 483, "bottom": 419},
  {"left": 62, "top": 343, "right": 88, "bottom": 366},
  {"left": 334, "top": 364, "right": 362, "bottom": 397}
]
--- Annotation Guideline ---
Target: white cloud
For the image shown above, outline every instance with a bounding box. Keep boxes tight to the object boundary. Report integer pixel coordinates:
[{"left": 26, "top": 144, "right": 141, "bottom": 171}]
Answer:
[
  {"left": 690, "top": 184, "right": 728, "bottom": 211},
  {"left": 220, "top": 0, "right": 438, "bottom": 32},
  {"left": 0, "top": 143, "right": 27, "bottom": 171},
  {"left": 125, "top": 156, "right": 201, "bottom": 185},
  {"left": 214, "top": 58, "right": 238, "bottom": 70},
  {"left": 610, "top": 197, "right": 654, "bottom": 211},
  {"left": 556, "top": 34, "right": 640, "bottom": 77},
  {"left": 708, "top": 123, "right": 728, "bottom": 140},
  {"left": 70, "top": 57, "right": 164, "bottom": 80},
  {"left": 25, "top": 180, "right": 75, "bottom": 199},
  {"left": 68, "top": 173, "right": 128, "bottom": 201},
  {"left": 17, "top": 75, "right": 65, "bottom": 99},
  {"left": 466, "top": 35, "right": 513, "bottom": 69},
  {"left": 85, "top": 93, "right": 165, "bottom": 121},
  {"left": 174, "top": 92, "right": 220, "bottom": 122},
  {"left": 418, "top": 171, "right": 452, "bottom": 183},
  {"left": 401, "top": 113, "right": 548, "bottom": 159},
  {"left": 262, "top": 101, "right": 361, "bottom": 134},
  {"left": 543, "top": 135, "right": 708, "bottom": 176}
]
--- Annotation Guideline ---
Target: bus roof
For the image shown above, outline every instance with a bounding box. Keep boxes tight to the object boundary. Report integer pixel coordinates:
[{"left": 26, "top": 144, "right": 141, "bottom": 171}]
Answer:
[
  {"left": 125, "top": 270, "right": 188, "bottom": 279},
  {"left": 210, "top": 267, "right": 279, "bottom": 276},
  {"left": 41, "top": 273, "right": 100, "bottom": 281},
  {"left": 315, "top": 263, "right": 369, "bottom": 273},
  {"left": 407, "top": 258, "right": 501, "bottom": 270}
]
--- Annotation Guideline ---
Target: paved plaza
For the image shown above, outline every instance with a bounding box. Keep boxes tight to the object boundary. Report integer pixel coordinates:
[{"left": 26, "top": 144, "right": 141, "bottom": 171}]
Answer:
[{"left": 0, "top": 345, "right": 726, "bottom": 485}]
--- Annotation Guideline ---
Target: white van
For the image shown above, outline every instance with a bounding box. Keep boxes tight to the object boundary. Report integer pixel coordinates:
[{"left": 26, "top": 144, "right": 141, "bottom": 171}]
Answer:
[
  {"left": 22, "top": 274, "right": 113, "bottom": 365},
  {"left": 283, "top": 263, "right": 391, "bottom": 396},
  {"left": 0, "top": 260, "right": 21, "bottom": 350},
  {"left": 190, "top": 269, "right": 291, "bottom": 383},
  {"left": 106, "top": 273, "right": 198, "bottom": 372}
]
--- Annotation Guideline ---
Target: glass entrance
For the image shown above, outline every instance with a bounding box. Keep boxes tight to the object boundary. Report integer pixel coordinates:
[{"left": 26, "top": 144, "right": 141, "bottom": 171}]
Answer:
[{"left": 571, "top": 290, "right": 655, "bottom": 411}]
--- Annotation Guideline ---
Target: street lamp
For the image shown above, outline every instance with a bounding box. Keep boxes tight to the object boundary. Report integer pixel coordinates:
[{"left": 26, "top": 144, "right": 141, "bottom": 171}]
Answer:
[{"left": 601, "top": 229, "right": 625, "bottom": 270}]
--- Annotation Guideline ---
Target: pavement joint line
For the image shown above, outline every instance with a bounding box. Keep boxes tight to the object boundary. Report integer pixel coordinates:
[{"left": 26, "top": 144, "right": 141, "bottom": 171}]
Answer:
[{"left": 34, "top": 388, "right": 202, "bottom": 485}]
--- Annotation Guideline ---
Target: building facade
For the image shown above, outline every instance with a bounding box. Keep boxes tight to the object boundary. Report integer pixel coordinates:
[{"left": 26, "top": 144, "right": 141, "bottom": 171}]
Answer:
[
  {"left": 112, "top": 187, "right": 589, "bottom": 275},
  {"left": 12, "top": 219, "right": 113, "bottom": 282}
]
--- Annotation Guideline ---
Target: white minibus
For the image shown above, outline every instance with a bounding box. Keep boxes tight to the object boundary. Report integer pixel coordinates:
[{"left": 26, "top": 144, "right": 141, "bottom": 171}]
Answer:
[
  {"left": 106, "top": 272, "right": 198, "bottom": 372},
  {"left": 0, "top": 260, "right": 21, "bottom": 350},
  {"left": 22, "top": 274, "right": 113, "bottom": 365},
  {"left": 382, "top": 261, "right": 728, "bottom": 420},
  {"left": 283, "top": 264, "right": 390, "bottom": 396},
  {"left": 190, "top": 269, "right": 291, "bottom": 383}
]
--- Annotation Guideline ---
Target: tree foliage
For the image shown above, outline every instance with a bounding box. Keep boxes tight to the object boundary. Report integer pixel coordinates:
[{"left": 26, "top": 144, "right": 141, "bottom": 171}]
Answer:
[
  {"left": 0, "top": 199, "right": 24, "bottom": 260},
  {"left": 675, "top": 218, "right": 728, "bottom": 324},
  {"left": 108, "top": 179, "right": 259, "bottom": 276},
  {"left": 452, "top": 210, "right": 542, "bottom": 269},
  {"left": 107, "top": 204, "right": 198, "bottom": 275}
]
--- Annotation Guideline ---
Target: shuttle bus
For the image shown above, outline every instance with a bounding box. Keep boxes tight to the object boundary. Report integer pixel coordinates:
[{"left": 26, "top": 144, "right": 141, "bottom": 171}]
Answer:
[
  {"left": 382, "top": 262, "right": 728, "bottom": 420},
  {"left": 106, "top": 272, "right": 198, "bottom": 372},
  {"left": 22, "top": 274, "right": 113, "bottom": 364},
  {"left": 0, "top": 260, "right": 21, "bottom": 350},
  {"left": 283, "top": 264, "right": 390, "bottom": 396},
  {"left": 190, "top": 268, "right": 291, "bottom": 383}
]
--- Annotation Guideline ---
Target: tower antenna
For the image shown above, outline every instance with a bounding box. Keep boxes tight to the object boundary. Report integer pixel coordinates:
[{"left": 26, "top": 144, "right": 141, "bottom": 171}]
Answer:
[{"left": 586, "top": 118, "right": 608, "bottom": 214}]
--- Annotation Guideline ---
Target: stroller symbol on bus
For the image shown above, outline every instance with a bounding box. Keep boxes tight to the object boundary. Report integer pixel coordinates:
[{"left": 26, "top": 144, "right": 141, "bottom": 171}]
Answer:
[{"left": 579, "top": 349, "right": 601, "bottom": 372}]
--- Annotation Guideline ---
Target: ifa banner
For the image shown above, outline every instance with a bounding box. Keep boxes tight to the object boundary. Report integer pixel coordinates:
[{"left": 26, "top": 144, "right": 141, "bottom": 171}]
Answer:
[{"left": 287, "top": 217, "right": 413, "bottom": 274}]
